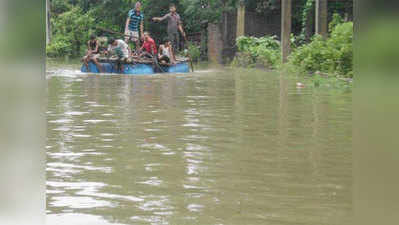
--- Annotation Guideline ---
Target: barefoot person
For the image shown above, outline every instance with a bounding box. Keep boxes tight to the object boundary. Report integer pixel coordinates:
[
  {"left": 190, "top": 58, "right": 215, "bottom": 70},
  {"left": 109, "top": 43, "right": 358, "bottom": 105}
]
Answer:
[
  {"left": 152, "top": 3, "right": 186, "bottom": 52},
  {"left": 124, "top": 2, "right": 144, "bottom": 53},
  {"left": 139, "top": 32, "right": 157, "bottom": 58},
  {"left": 158, "top": 38, "right": 176, "bottom": 65},
  {"left": 83, "top": 34, "right": 102, "bottom": 72},
  {"left": 105, "top": 38, "right": 131, "bottom": 73},
  {"left": 139, "top": 32, "right": 167, "bottom": 72}
]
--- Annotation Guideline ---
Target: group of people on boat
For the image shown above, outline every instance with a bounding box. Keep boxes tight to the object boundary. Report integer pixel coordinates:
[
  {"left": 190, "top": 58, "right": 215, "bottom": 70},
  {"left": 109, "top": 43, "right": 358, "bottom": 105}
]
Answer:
[{"left": 83, "top": 2, "right": 187, "bottom": 72}]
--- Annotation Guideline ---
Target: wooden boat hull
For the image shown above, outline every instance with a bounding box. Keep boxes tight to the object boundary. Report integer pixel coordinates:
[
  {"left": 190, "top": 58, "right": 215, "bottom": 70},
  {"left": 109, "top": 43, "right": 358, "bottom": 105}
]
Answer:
[{"left": 81, "top": 61, "right": 190, "bottom": 74}]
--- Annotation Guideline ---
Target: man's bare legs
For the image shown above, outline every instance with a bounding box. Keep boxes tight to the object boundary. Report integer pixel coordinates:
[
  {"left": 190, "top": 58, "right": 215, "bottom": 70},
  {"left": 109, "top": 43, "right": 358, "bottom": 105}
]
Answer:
[
  {"left": 83, "top": 50, "right": 90, "bottom": 70},
  {"left": 91, "top": 56, "right": 103, "bottom": 73}
]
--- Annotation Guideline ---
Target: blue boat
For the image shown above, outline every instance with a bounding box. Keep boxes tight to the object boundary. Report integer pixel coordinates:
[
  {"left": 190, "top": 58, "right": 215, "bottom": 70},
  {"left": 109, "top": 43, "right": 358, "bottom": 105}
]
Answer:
[{"left": 81, "top": 58, "right": 190, "bottom": 75}]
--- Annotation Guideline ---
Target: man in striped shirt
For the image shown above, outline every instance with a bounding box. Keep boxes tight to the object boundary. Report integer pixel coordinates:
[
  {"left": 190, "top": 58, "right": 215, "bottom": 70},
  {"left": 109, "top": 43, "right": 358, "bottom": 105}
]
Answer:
[{"left": 124, "top": 2, "right": 144, "bottom": 53}]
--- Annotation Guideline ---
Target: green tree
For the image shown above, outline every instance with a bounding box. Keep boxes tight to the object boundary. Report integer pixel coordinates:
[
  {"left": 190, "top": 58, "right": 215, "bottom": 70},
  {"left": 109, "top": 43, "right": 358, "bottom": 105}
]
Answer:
[{"left": 47, "top": 6, "right": 95, "bottom": 57}]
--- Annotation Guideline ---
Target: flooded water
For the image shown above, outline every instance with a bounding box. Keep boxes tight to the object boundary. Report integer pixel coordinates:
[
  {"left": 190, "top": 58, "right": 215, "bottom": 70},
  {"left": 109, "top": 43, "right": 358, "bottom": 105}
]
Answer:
[{"left": 46, "top": 67, "right": 352, "bottom": 225}]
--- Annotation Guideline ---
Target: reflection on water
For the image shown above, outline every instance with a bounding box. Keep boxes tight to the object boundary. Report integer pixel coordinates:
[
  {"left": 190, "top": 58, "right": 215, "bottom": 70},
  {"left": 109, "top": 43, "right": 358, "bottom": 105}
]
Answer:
[{"left": 46, "top": 69, "right": 352, "bottom": 225}]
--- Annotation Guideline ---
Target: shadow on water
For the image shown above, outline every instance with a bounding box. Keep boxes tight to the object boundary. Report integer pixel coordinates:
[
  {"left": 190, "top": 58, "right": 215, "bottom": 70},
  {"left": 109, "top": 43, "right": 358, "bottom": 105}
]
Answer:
[{"left": 46, "top": 65, "right": 352, "bottom": 225}]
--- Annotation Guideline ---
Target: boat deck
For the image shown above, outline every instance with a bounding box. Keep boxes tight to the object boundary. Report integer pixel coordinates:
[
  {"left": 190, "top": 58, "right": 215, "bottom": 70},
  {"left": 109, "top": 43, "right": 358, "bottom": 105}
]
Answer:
[{"left": 81, "top": 56, "right": 191, "bottom": 74}]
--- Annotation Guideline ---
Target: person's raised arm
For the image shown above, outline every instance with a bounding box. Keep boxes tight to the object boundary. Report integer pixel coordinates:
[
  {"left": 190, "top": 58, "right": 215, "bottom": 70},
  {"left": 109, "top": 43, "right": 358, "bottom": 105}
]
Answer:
[{"left": 153, "top": 13, "right": 169, "bottom": 22}]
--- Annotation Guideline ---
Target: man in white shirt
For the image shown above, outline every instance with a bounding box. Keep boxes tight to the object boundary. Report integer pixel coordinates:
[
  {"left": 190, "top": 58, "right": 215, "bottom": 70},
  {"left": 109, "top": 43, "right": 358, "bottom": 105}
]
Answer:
[
  {"left": 105, "top": 38, "right": 131, "bottom": 72},
  {"left": 106, "top": 38, "right": 130, "bottom": 59}
]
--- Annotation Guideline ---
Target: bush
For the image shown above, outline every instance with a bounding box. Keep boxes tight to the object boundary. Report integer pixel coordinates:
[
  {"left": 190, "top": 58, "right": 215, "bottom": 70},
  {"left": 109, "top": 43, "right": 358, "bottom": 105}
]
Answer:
[
  {"left": 231, "top": 52, "right": 255, "bottom": 68},
  {"left": 46, "top": 36, "right": 73, "bottom": 57},
  {"left": 187, "top": 42, "right": 201, "bottom": 62},
  {"left": 235, "top": 36, "right": 281, "bottom": 68},
  {"left": 329, "top": 13, "right": 344, "bottom": 32},
  {"left": 233, "top": 20, "right": 353, "bottom": 78},
  {"left": 288, "top": 21, "right": 353, "bottom": 77},
  {"left": 51, "top": 0, "right": 71, "bottom": 15}
]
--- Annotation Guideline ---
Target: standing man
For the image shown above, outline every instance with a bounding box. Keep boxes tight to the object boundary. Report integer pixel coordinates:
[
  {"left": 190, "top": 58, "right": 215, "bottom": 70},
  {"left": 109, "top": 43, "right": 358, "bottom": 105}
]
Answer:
[
  {"left": 152, "top": 3, "right": 186, "bottom": 52},
  {"left": 125, "top": 2, "right": 144, "bottom": 53}
]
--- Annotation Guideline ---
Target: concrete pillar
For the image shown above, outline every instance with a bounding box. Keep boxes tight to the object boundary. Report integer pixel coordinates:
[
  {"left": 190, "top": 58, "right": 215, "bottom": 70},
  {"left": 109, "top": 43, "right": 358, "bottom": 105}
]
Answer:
[
  {"left": 46, "top": 0, "right": 51, "bottom": 44},
  {"left": 207, "top": 23, "right": 223, "bottom": 64},
  {"left": 236, "top": 0, "right": 245, "bottom": 37},
  {"left": 281, "top": 0, "right": 292, "bottom": 63},
  {"left": 316, "top": 0, "right": 328, "bottom": 38}
]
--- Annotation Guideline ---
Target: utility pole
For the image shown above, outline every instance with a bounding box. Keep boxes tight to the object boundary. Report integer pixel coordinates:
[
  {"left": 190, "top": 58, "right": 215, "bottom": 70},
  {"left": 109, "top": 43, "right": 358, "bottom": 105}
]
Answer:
[
  {"left": 236, "top": 0, "right": 245, "bottom": 37},
  {"left": 281, "top": 0, "right": 292, "bottom": 63},
  {"left": 315, "top": 0, "right": 328, "bottom": 38},
  {"left": 46, "top": 0, "right": 51, "bottom": 44}
]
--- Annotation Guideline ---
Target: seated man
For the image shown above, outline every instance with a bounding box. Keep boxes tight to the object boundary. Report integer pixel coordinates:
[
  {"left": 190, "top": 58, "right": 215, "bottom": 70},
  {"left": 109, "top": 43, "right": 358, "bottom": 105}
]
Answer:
[
  {"left": 83, "top": 34, "right": 102, "bottom": 72},
  {"left": 105, "top": 38, "right": 131, "bottom": 72},
  {"left": 158, "top": 38, "right": 176, "bottom": 65},
  {"left": 139, "top": 32, "right": 157, "bottom": 58}
]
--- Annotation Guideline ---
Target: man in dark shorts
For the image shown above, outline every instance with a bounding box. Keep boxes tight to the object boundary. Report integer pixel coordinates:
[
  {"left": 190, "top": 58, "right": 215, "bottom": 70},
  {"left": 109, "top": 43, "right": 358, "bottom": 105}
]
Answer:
[{"left": 152, "top": 3, "right": 186, "bottom": 52}]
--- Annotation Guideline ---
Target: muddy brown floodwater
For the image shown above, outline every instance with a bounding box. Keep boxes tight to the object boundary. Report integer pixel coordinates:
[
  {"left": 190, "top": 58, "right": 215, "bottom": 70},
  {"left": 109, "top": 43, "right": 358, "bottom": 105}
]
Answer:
[{"left": 46, "top": 67, "right": 352, "bottom": 225}]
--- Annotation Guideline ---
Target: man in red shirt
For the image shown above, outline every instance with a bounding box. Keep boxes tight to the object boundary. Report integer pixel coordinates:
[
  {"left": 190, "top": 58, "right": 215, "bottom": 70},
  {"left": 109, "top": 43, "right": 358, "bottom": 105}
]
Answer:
[{"left": 139, "top": 32, "right": 157, "bottom": 57}]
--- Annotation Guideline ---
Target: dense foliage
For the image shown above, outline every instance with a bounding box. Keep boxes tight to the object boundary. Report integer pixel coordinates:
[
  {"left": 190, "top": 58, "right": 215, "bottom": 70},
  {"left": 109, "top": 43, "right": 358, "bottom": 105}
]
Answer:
[
  {"left": 289, "top": 21, "right": 353, "bottom": 77},
  {"left": 233, "top": 14, "right": 353, "bottom": 77},
  {"left": 233, "top": 36, "right": 281, "bottom": 68},
  {"left": 187, "top": 42, "right": 201, "bottom": 62},
  {"left": 47, "top": 6, "right": 95, "bottom": 57}
]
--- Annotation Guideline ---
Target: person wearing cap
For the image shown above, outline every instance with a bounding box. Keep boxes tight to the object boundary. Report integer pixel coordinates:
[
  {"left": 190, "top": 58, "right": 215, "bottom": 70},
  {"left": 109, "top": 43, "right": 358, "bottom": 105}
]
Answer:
[
  {"left": 124, "top": 2, "right": 144, "bottom": 53},
  {"left": 152, "top": 3, "right": 186, "bottom": 52}
]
